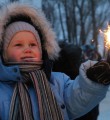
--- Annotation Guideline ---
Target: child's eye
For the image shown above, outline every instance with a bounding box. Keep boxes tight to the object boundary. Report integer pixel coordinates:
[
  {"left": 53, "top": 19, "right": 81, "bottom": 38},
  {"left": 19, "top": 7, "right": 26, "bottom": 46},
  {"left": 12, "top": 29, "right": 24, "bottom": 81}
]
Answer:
[
  {"left": 30, "top": 43, "right": 37, "bottom": 46},
  {"left": 15, "top": 44, "right": 22, "bottom": 46}
]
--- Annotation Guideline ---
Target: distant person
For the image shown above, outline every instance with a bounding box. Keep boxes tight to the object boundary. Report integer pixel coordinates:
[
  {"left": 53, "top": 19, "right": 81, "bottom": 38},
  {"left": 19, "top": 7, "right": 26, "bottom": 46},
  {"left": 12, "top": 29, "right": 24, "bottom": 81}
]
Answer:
[
  {"left": 81, "top": 44, "right": 101, "bottom": 62},
  {"left": 53, "top": 42, "right": 82, "bottom": 79}
]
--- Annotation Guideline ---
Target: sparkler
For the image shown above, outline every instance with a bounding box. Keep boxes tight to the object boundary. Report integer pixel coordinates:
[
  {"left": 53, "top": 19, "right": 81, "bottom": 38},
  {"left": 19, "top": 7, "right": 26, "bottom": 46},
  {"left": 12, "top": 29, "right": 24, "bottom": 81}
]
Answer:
[{"left": 100, "top": 25, "right": 110, "bottom": 63}]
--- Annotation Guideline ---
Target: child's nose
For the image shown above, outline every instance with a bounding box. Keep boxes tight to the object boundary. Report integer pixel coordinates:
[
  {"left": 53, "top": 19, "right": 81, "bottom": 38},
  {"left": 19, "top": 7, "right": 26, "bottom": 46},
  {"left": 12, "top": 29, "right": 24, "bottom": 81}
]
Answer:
[
  {"left": 24, "top": 46, "right": 32, "bottom": 53},
  {"left": 25, "top": 49, "right": 31, "bottom": 53}
]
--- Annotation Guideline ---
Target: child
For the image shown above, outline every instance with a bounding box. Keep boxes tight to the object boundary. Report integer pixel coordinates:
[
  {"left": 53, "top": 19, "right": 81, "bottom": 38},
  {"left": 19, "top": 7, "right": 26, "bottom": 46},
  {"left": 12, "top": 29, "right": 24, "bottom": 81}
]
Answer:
[{"left": 0, "top": 2, "right": 110, "bottom": 120}]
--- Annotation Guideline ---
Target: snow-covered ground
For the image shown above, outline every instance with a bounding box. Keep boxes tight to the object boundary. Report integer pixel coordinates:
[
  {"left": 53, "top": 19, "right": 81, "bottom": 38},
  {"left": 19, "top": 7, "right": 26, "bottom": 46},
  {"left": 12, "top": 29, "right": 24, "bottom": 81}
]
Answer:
[{"left": 97, "top": 87, "right": 110, "bottom": 120}]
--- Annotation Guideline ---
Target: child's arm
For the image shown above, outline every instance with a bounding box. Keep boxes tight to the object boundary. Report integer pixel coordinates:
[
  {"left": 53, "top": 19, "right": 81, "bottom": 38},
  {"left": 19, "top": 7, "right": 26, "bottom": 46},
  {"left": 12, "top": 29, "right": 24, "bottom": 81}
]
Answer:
[{"left": 63, "top": 60, "right": 109, "bottom": 119}]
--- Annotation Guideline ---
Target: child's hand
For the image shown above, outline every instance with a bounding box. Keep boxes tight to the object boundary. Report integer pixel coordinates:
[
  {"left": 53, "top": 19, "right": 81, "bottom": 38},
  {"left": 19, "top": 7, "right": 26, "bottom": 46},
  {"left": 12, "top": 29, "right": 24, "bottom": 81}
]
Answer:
[{"left": 86, "top": 61, "right": 110, "bottom": 85}]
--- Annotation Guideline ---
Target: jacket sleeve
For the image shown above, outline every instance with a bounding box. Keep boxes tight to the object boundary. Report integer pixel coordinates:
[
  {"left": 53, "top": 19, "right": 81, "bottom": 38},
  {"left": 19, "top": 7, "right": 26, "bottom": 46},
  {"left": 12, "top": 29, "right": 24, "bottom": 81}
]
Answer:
[
  {"left": 64, "top": 60, "right": 109, "bottom": 119},
  {"left": 0, "top": 59, "right": 21, "bottom": 82}
]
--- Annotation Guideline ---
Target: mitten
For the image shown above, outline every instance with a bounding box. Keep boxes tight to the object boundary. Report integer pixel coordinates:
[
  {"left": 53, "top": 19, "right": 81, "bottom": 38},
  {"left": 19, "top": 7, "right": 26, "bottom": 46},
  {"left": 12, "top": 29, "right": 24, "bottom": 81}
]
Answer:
[{"left": 86, "top": 61, "right": 110, "bottom": 85}]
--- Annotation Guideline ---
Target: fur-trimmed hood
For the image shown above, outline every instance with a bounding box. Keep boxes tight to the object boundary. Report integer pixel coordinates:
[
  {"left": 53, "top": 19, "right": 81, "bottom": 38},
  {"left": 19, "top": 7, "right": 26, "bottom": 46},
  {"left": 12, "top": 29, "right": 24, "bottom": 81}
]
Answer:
[{"left": 0, "top": 2, "right": 60, "bottom": 60}]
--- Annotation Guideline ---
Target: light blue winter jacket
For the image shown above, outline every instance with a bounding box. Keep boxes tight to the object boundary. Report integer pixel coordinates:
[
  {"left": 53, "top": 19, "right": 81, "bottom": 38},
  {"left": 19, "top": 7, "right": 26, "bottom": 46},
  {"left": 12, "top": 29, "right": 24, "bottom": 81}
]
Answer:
[{"left": 0, "top": 60, "right": 109, "bottom": 120}]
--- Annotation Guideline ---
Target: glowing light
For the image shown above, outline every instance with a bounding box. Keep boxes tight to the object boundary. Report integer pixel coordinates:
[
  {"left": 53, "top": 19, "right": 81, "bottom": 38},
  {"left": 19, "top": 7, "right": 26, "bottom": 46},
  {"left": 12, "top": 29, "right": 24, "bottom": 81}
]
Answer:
[
  {"left": 99, "top": 25, "right": 110, "bottom": 61},
  {"left": 91, "top": 39, "right": 94, "bottom": 42},
  {"left": 103, "top": 25, "right": 110, "bottom": 49}
]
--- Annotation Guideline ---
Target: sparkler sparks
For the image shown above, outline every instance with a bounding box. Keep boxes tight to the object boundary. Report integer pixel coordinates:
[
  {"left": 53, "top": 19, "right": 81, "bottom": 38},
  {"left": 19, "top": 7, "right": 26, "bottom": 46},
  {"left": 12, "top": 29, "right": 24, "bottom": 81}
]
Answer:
[
  {"left": 100, "top": 25, "right": 110, "bottom": 62},
  {"left": 103, "top": 25, "right": 110, "bottom": 49}
]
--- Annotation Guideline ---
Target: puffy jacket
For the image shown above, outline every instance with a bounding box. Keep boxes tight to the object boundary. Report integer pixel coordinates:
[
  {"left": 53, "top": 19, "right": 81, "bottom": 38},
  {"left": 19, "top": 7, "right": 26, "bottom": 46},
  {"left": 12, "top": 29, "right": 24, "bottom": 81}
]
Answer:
[{"left": 0, "top": 60, "right": 108, "bottom": 120}]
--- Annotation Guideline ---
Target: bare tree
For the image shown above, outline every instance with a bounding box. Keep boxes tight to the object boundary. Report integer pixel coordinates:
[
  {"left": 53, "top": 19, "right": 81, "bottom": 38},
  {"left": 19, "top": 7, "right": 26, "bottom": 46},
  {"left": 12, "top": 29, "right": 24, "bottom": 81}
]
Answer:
[
  {"left": 57, "top": 2, "right": 66, "bottom": 40},
  {"left": 76, "top": 0, "right": 87, "bottom": 45},
  {"left": 42, "top": 0, "right": 110, "bottom": 53}
]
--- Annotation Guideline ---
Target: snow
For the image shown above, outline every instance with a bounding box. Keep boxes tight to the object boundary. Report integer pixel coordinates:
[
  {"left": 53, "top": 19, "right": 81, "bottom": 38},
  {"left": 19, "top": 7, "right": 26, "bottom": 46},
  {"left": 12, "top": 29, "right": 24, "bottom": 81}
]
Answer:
[{"left": 98, "top": 87, "right": 110, "bottom": 120}]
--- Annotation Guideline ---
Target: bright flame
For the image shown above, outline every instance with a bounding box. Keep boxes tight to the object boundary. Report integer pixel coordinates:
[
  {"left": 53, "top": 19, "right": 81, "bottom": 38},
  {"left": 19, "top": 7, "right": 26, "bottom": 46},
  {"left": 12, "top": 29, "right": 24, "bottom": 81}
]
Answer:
[
  {"left": 103, "top": 25, "right": 110, "bottom": 49},
  {"left": 99, "top": 25, "right": 110, "bottom": 59}
]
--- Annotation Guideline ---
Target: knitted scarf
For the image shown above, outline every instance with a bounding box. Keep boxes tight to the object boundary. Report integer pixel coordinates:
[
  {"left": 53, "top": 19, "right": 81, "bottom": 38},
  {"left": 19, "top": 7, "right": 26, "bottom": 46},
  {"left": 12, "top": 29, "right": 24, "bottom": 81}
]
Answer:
[{"left": 7, "top": 61, "right": 63, "bottom": 120}]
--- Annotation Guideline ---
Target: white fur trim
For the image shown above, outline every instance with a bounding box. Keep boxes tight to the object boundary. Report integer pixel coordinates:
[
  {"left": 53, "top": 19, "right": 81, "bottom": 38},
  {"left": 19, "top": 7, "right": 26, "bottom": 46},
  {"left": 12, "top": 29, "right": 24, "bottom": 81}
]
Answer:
[{"left": 0, "top": 2, "right": 60, "bottom": 60}]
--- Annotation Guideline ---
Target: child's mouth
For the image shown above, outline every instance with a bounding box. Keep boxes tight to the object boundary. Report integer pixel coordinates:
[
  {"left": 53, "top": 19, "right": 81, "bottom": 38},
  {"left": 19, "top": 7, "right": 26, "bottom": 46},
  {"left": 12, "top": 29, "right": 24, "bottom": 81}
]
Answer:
[{"left": 21, "top": 57, "right": 37, "bottom": 62}]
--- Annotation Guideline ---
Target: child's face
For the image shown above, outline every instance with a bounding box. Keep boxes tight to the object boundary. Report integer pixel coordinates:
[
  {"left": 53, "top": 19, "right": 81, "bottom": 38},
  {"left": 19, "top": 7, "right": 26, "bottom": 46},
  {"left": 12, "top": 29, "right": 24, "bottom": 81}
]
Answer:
[{"left": 6, "top": 31, "right": 42, "bottom": 62}]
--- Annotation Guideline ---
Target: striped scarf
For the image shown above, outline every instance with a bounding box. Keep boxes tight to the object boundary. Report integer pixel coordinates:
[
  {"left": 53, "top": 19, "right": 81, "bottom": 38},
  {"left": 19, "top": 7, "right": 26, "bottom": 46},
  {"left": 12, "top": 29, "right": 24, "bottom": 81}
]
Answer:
[{"left": 8, "top": 62, "right": 63, "bottom": 120}]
